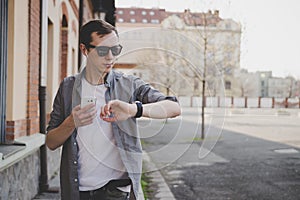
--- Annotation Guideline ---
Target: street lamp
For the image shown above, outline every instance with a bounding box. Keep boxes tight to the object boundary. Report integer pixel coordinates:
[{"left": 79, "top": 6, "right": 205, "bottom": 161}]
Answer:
[
  {"left": 91, "top": 0, "right": 116, "bottom": 26},
  {"left": 91, "top": 0, "right": 106, "bottom": 20}
]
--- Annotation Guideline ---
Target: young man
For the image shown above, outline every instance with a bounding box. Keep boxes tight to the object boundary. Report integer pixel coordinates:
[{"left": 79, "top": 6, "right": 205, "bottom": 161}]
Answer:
[{"left": 46, "top": 20, "right": 181, "bottom": 200}]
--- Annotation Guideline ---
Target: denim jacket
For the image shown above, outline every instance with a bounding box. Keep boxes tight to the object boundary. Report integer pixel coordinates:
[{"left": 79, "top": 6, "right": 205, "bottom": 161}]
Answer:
[{"left": 47, "top": 68, "right": 178, "bottom": 200}]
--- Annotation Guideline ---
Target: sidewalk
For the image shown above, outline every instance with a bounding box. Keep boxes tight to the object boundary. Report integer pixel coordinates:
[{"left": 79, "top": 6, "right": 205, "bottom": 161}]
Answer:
[
  {"left": 143, "top": 151, "right": 176, "bottom": 200},
  {"left": 33, "top": 175, "right": 60, "bottom": 200}
]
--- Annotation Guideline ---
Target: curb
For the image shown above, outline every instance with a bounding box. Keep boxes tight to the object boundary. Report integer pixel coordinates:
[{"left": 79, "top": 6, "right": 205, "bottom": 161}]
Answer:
[{"left": 143, "top": 151, "right": 175, "bottom": 200}]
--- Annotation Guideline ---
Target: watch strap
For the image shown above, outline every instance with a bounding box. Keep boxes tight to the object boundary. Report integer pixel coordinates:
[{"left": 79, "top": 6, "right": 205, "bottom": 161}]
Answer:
[{"left": 134, "top": 101, "right": 143, "bottom": 118}]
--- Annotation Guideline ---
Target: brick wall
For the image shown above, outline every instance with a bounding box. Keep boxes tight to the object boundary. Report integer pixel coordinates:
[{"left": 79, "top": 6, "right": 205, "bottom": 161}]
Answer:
[
  {"left": 27, "top": 0, "right": 40, "bottom": 135},
  {"left": 60, "top": 2, "right": 69, "bottom": 82},
  {"left": 5, "top": 119, "right": 27, "bottom": 141},
  {"left": 60, "top": 27, "right": 68, "bottom": 82},
  {"left": 5, "top": 0, "right": 41, "bottom": 142}
]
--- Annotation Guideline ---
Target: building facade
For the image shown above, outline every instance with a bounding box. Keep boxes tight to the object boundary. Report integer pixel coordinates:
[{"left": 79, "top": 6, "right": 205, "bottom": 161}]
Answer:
[
  {"left": 114, "top": 7, "right": 241, "bottom": 98},
  {"left": 257, "top": 71, "right": 272, "bottom": 97},
  {"left": 233, "top": 69, "right": 300, "bottom": 98},
  {"left": 268, "top": 76, "right": 295, "bottom": 98},
  {"left": 234, "top": 68, "right": 261, "bottom": 97}
]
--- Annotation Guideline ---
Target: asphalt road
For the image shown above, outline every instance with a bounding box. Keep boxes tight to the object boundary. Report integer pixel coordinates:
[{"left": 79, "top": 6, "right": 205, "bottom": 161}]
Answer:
[{"left": 141, "top": 108, "right": 300, "bottom": 200}]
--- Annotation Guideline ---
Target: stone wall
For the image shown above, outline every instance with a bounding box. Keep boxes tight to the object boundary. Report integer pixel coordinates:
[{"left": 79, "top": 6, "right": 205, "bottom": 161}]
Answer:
[
  {"left": 0, "top": 151, "right": 40, "bottom": 200},
  {"left": 0, "top": 147, "right": 61, "bottom": 200}
]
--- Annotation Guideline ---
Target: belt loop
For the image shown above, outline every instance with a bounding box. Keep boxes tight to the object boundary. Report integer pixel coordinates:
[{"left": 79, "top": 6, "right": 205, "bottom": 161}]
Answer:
[{"left": 89, "top": 190, "right": 93, "bottom": 200}]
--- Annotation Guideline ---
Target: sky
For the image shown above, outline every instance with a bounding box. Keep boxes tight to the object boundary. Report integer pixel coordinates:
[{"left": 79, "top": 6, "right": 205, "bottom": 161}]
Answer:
[{"left": 116, "top": 0, "right": 300, "bottom": 79}]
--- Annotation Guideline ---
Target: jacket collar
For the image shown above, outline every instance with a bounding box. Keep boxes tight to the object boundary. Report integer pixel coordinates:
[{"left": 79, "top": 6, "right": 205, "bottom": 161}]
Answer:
[{"left": 78, "top": 67, "right": 119, "bottom": 88}]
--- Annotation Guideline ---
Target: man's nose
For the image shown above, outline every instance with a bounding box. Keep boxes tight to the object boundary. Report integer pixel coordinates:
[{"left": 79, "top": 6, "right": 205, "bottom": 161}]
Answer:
[{"left": 105, "top": 49, "right": 114, "bottom": 59}]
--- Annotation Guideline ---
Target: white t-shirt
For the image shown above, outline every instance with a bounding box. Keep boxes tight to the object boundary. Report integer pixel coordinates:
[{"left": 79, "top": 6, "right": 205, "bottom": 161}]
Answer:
[{"left": 76, "top": 78, "right": 130, "bottom": 192}]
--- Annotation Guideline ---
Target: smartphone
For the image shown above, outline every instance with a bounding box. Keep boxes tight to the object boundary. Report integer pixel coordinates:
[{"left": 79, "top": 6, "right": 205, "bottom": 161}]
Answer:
[{"left": 81, "top": 96, "right": 97, "bottom": 108}]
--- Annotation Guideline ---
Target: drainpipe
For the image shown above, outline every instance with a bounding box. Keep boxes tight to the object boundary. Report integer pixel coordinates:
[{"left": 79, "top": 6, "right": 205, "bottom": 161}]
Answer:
[
  {"left": 39, "top": 0, "right": 49, "bottom": 192},
  {"left": 39, "top": 87, "right": 48, "bottom": 192},
  {"left": 0, "top": 0, "right": 8, "bottom": 144},
  {"left": 77, "top": 0, "right": 83, "bottom": 71}
]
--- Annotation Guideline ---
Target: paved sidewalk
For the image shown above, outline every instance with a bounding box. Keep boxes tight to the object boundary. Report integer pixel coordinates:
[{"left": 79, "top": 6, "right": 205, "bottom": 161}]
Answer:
[
  {"left": 143, "top": 151, "right": 176, "bottom": 200},
  {"left": 33, "top": 175, "right": 60, "bottom": 200}
]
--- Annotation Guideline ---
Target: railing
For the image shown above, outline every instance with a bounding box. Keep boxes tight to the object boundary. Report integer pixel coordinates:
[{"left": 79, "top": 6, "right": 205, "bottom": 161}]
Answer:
[{"left": 178, "top": 96, "right": 300, "bottom": 108}]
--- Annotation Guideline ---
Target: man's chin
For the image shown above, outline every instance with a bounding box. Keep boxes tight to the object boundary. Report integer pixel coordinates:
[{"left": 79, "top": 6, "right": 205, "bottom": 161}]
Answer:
[{"left": 105, "top": 66, "right": 113, "bottom": 73}]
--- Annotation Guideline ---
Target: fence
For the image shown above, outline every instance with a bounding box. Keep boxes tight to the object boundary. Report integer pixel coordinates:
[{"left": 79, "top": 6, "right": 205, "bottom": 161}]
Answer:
[{"left": 178, "top": 96, "right": 300, "bottom": 108}]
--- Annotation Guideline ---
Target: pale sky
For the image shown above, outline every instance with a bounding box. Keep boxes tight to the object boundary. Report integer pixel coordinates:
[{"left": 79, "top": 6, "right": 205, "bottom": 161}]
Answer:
[{"left": 116, "top": 0, "right": 300, "bottom": 79}]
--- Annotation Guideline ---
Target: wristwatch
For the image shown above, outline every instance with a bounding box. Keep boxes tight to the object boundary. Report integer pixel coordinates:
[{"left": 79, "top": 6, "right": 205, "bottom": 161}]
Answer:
[{"left": 134, "top": 101, "right": 143, "bottom": 118}]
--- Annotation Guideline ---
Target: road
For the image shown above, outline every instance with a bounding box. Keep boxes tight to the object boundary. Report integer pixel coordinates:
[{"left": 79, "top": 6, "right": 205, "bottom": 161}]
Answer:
[{"left": 140, "top": 108, "right": 300, "bottom": 200}]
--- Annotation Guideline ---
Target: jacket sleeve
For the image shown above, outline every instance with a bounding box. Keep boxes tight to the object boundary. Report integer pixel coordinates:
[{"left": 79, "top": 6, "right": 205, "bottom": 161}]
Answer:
[
  {"left": 46, "top": 81, "right": 65, "bottom": 132},
  {"left": 132, "top": 76, "right": 178, "bottom": 104}
]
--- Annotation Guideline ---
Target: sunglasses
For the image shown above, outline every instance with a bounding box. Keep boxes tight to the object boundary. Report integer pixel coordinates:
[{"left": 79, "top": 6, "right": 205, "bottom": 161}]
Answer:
[{"left": 87, "top": 44, "right": 123, "bottom": 57}]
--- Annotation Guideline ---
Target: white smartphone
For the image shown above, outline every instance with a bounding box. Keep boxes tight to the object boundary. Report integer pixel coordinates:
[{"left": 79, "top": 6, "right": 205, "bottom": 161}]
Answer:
[{"left": 81, "top": 96, "right": 97, "bottom": 108}]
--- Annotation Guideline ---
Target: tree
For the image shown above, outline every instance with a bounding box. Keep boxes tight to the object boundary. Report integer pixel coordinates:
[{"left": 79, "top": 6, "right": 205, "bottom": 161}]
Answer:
[
  {"left": 179, "top": 11, "right": 241, "bottom": 139},
  {"left": 234, "top": 69, "right": 260, "bottom": 97},
  {"left": 135, "top": 49, "right": 180, "bottom": 96}
]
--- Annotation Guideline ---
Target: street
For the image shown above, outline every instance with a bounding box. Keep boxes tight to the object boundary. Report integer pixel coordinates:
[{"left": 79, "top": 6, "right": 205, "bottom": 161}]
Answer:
[{"left": 141, "top": 108, "right": 300, "bottom": 200}]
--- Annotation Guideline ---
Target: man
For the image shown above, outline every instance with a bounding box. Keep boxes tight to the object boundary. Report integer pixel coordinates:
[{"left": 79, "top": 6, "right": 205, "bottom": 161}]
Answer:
[{"left": 46, "top": 20, "right": 181, "bottom": 200}]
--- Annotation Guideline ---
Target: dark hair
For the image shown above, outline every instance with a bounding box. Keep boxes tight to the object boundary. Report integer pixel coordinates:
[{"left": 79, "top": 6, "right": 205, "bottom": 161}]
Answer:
[{"left": 79, "top": 20, "right": 118, "bottom": 47}]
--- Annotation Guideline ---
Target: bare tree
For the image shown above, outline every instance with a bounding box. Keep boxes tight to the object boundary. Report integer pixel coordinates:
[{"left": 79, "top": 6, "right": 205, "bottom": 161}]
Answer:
[
  {"left": 234, "top": 69, "right": 260, "bottom": 97},
  {"left": 136, "top": 49, "right": 180, "bottom": 96},
  {"left": 180, "top": 11, "right": 241, "bottom": 139}
]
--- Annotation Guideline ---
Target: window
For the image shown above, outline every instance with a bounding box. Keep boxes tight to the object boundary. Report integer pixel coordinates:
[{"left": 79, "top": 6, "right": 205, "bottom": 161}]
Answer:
[
  {"left": 118, "top": 18, "right": 124, "bottom": 23},
  {"left": 151, "top": 19, "right": 159, "bottom": 24},
  {"left": 130, "top": 18, "right": 136, "bottom": 23},
  {"left": 261, "top": 81, "right": 264, "bottom": 86},
  {"left": 141, "top": 11, "right": 147, "bottom": 15},
  {"left": 225, "top": 81, "right": 231, "bottom": 90},
  {"left": 149, "top": 11, "right": 155, "bottom": 16},
  {"left": 142, "top": 19, "right": 148, "bottom": 23},
  {"left": 118, "top": 10, "right": 123, "bottom": 15},
  {"left": 225, "top": 23, "right": 231, "bottom": 29},
  {"left": 130, "top": 10, "right": 135, "bottom": 15}
]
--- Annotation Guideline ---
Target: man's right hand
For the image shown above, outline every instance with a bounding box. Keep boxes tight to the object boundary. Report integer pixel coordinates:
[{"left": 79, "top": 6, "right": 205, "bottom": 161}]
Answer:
[{"left": 72, "top": 104, "right": 97, "bottom": 127}]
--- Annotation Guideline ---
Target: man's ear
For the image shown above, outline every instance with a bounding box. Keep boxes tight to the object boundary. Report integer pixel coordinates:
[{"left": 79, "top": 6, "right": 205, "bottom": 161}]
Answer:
[{"left": 80, "top": 44, "right": 88, "bottom": 56}]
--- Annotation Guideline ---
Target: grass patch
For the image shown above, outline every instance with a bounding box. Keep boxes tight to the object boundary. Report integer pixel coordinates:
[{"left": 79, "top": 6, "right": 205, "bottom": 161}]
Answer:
[
  {"left": 141, "top": 172, "right": 151, "bottom": 199},
  {"left": 184, "top": 136, "right": 223, "bottom": 142},
  {"left": 192, "top": 137, "right": 204, "bottom": 142}
]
